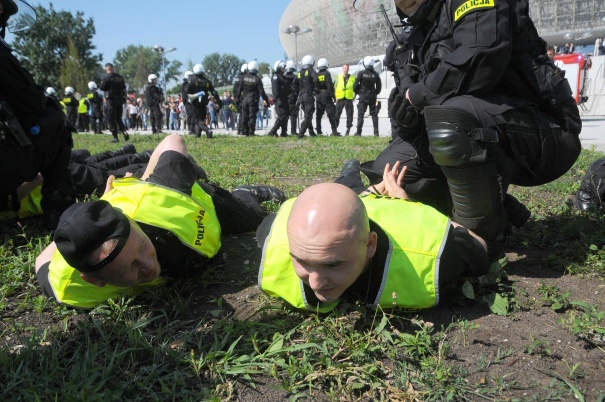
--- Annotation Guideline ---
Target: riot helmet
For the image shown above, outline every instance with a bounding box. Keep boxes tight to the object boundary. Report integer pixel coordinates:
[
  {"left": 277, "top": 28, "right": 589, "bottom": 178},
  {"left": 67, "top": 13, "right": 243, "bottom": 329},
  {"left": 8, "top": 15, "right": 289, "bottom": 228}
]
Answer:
[
  {"left": 301, "top": 55, "right": 315, "bottom": 69},
  {"left": 193, "top": 64, "right": 205, "bottom": 76},
  {"left": 273, "top": 60, "right": 286, "bottom": 72},
  {"left": 64, "top": 86, "right": 75, "bottom": 95},
  {"left": 395, "top": 0, "right": 438, "bottom": 26},
  {"left": 87, "top": 81, "right": 97, "bottom": 91},
  {"left": 241, "top": 63, "right": 248, "bottom": 73},
  {"left": 148, "top": 73, "right": 158, "bottom": 84},
  {"left": 317, "top": 58, "right": 329, "bottom": 70},
  {"left": 45, "top": 87, "right": 56, "bottom": 96},
  {"left": 285, "top": 60, "right": 296, "bottom": 72},
  {"left": 0, "top": 0, "right": 36, "bottom": 38},
  {"left": 363, "top": 56, "right": 375, "bottom": 70},
  {"left": 247, "top": 60, "right": 259, "bottom": 74}
]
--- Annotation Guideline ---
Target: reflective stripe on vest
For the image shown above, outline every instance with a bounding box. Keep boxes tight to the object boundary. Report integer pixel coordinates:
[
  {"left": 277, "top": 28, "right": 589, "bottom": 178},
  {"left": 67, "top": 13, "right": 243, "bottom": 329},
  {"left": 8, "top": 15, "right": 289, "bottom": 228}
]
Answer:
[
  {"left": 48, "top": 178, "right": 221, "bottom": 308},
  {"left": 78, "top": 98, "right": 88, "bottom": 113},
  {"left": 335, "top": 74, "right": 356, "bottom": 100},
  {"left": 19, "top": 185, "right": 43, "bottom": 218},
  {"left": 259, "top": 194, "right": 450, "bottom": 312}
]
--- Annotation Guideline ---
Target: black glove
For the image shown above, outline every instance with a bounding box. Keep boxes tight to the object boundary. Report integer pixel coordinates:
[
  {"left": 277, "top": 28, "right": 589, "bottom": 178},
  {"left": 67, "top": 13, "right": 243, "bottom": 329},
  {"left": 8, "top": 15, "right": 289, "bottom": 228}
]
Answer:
[{"left": 388, "top": 87, "right": 420, "bottom": 128}]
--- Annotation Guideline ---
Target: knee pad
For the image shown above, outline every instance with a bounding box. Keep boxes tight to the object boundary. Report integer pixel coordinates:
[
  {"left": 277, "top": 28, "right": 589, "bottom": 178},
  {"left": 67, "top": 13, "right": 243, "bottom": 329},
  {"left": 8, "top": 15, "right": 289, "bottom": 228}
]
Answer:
[{"left": 425, "top": 106, "right": 498, "bottom": 167}]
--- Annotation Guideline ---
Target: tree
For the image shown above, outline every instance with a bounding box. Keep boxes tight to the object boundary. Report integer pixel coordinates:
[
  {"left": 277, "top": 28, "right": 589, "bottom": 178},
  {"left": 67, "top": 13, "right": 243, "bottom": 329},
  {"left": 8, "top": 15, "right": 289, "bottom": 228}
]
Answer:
[
  {"left": 202, "top": 53, "right": 246, "bottom": 86},
  {"left": 113, "top": 45, "right": 182, "bottom": 94},
  {"left": 59, "top": 38, "right": 89, "bottom": 97},
  {"left": 11, "top": 3, "right": 102, "bottom": 90},
  {"left": 258, "top": 62, "right": 270, "bottom": 75}
]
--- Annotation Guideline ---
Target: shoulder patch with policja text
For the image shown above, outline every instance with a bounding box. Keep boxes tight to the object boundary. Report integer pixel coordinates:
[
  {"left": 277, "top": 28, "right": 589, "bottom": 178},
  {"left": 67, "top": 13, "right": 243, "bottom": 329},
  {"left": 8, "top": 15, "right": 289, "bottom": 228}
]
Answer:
[{"left": 454, "top": 0, "right": 495, "bottom": 22}]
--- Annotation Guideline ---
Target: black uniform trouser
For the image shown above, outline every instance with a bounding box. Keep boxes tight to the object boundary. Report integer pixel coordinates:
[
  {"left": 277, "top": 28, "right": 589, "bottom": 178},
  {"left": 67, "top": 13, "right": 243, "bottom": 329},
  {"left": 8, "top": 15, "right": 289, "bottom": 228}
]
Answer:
[
  {"left": 150, "top": 104, "right": 163, "bottom": 133},
  {"left": 185, "top": 103, "right": 196, "bottom": 133},
  {"left": 374, "top": 95, "right": 581, "bottom": 244},
  {"left": 315, "top": 93, "right": 337, "bottom": 134},
  {"left": 106, "top": 99, "right": 126, "bottom": 137},
  {"left": 0, "top": 107, "right": 73, "bottom": 213},
  {"left": 288, "top": 97, "right": 298, "bottom": 133},
  {"left": 335, "top": 98, "right": 354, "bottom": 131},
  {"left": 193, "top": 101, "right": 211, "bottom": 137},
  {"left": 91, "top": 108, "right": 102, "bottom": 133},
  {"left": 241, "top": 94, "right": 260, "bottom": 136},
  {"left": 299, "top": 92, "right": 315, "bottom": 135},
  {"left": 77, "top": 113, "right": 89, "bottom": 132},
  {"left": 356, "top": 94, "right": 378, "bottom": 134},
  {"left": 269, "top": 99, "right": 290, "bottom": 135},
  {"left": 70, "top": 153, "right": 151, "bottom": 196},
  {"left": 67, "top": 109, "right": 78, "bottom": 129}
]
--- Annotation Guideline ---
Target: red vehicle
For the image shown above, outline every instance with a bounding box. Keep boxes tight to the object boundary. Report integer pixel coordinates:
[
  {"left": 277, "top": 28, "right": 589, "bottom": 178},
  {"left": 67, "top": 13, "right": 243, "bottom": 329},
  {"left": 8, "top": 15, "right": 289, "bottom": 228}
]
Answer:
[{"left": 554, "top": 53, "right": 590, "bottom": 106}]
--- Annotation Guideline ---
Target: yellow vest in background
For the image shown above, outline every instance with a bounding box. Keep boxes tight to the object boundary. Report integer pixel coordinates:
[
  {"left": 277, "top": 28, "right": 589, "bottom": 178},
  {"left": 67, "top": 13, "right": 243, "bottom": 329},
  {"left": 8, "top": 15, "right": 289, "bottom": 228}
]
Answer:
[
  {"left": 47, "top": 178, "right": 222, "bottom": 308},
  {"left": 335, "top": 74, "right": 356, "bottom": 100},
  {"left": 259, "top": 194, "right": 450, "bottom": 312}
]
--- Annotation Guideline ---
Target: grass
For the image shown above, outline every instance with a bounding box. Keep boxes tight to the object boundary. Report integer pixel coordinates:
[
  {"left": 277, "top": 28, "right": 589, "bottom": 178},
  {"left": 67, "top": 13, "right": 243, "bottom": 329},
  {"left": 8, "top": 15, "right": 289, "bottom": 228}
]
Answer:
[{"left": 1, "top": 133, "right": 605, "bottom": 400}]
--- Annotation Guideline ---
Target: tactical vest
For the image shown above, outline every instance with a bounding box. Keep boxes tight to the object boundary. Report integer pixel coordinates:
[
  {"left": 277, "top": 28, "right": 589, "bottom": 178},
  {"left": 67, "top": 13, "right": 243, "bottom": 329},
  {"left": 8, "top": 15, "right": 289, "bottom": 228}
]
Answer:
[
  {"left": 78, "top": 98, "right": 88, "bottom": 113},
  {"left": 297, "top": 69, "right": 315, "bottom": 93},
  {"left": 335, "top": 74, "right": 356, "bottom": 100},
  {"left": 47, "top": 178, "right": 222, "bottom": 308},
  {"left": 316, "top": 71, "right": 329, "bottom": 91},
  {"left": 358, "top": 70, "right": 378, "bottom": 93},
  {"left": 259, "top": 194, "right": 450, "bottom": 312}
]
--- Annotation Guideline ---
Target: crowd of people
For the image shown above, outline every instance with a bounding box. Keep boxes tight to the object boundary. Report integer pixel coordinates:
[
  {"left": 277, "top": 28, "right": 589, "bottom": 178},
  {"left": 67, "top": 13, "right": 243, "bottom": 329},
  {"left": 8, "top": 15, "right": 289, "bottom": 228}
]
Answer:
[{"left": 2, "top": 0, "right": 601, "bottom": 315}]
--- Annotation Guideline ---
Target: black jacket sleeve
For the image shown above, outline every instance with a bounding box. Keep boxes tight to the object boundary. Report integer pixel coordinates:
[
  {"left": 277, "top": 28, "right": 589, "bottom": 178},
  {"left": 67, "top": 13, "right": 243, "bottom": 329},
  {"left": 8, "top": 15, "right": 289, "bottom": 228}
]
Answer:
[
  {"left": 408, "top": 0, "right": 513, "bottom": 109},
  {"left": 258, "top": 78, "right": 269, "bottom": 103}
]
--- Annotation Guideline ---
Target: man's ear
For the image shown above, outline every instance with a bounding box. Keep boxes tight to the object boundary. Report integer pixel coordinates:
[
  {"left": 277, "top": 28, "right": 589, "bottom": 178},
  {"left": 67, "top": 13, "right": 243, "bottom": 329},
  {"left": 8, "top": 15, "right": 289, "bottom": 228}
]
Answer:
[
  {"left": 366, "top": 231, "right": 378, "bottom": 259},
  {"left": 80, "top": 273, "right": 107, "bottom": 287}
]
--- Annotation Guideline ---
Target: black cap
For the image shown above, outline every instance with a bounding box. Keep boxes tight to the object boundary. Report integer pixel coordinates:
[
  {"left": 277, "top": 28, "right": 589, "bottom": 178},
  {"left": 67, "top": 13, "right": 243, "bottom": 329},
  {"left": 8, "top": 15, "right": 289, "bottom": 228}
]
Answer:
[{"left": 54, "top": 200, "right": 131, "bottom": 272}]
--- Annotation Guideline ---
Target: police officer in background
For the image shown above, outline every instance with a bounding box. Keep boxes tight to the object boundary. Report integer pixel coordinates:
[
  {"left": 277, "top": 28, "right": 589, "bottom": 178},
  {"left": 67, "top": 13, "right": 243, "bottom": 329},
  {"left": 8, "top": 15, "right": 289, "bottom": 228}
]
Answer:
[
  {"left": 334, "top": 64, "right": 356, "bottom": 136},
  {"left": 87, "top": 82, "right": 103, "bottom": 134},
  {"left": 99, "top": 63, "right": 129, "bottom": 143},
  {"left": 181, "top": 71, "right": 196, "bottom": 135},
  {"left": 145, "top": 73, "right": 164, "bottom": 134},
  {"left": 315, "top": 58, "right": 339, "bottom": 136},
  {"left": 236, "top": 60, "right": 269, "bottom": 137},
  {"left": 268, "top": 60, "right": 290, "bottom": 137},
  {"left": 187, "top": 64, "right": 221, "bottom": 139},
  {"left": 354, "top": 56, "right": 382, "bottom": 137},
  {"left": 378, "top": 0, "right": 581, "bottom": 261},
  {"left": 297, "top": 55, "right": 319, "bottom": 138},
  {"left": 284, "top": 60, "right": 299, "bottom": 136},
  {"left": 0, "top": 0, "right": 74, "bottom": 228},
  {"left": 234, "top": 63, "right": 247, "bottom": 135},
  {"left": 62, "top": 87, "right": 78, "bottom": 128}
]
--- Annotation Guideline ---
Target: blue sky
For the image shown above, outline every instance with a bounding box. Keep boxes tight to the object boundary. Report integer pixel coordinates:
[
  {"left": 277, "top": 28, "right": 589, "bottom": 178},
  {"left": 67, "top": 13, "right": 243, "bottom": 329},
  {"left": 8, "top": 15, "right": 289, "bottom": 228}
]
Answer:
[{"left": 25, "top": 1, "right": 292, "bottom": 67}]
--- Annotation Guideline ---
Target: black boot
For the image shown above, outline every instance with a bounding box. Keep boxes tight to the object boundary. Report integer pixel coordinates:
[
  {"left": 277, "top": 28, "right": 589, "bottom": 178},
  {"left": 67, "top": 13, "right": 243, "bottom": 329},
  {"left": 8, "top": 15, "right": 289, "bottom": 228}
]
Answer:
[
  {"left": 574, "top": 158, "right": 605, "bottom": 212},
  {"left": 123, "top": 131, "right": 130, "bottom": 141},
  {"left": 309, "top": 127, "right": 317, "bottom": 137},
  {"left": 233, "top": 185, "right": 287, "bottom": 204},
  {"left": 112, "top": 143, "right": 136, "bottom": 157},
  {"left": 345, "top": 128, "right": 351, "bottom": 136},
  {"left": 504, "top": 194, "right": 531, "bottom": 231}
]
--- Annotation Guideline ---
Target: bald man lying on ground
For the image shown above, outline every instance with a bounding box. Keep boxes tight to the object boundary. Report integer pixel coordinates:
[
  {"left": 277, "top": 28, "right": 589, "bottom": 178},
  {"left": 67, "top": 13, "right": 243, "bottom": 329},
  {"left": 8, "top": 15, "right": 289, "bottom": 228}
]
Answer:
[{"left": 257, "top": 160, "right": 489, "bottom": 312}]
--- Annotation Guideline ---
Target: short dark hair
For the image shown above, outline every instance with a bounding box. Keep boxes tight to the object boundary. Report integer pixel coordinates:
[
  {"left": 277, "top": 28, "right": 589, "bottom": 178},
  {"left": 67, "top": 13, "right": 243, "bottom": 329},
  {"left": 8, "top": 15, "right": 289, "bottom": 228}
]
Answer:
[
  {"left": 105, "top": 63, "right": 114, "bottom": 68},
  {"left": 547, "top": 46, "right": 555, "bottom": 52}
]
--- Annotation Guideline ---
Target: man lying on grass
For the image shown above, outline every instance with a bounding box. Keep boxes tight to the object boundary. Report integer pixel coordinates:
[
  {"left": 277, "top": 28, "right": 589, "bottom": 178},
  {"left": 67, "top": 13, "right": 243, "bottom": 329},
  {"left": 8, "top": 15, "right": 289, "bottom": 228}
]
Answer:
[
  {"left": 35, "top": 134, "right": 286, "bottom": 309},
  {"left": 257, "top": 160, "right": 489, "bottom": 311}
]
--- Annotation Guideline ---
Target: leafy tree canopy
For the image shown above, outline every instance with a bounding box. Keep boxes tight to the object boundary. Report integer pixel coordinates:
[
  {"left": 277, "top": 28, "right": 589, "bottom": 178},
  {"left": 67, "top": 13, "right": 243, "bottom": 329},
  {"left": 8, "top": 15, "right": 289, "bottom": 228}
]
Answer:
[
  {"left": 11, "top": 3, "right": 102, "bottom": 91},
  {"left": 202, "top": 53, "right": 246, "bottom": 86},
  {"left": 113, "top": 45, "right": 182, "bottom": 94}
]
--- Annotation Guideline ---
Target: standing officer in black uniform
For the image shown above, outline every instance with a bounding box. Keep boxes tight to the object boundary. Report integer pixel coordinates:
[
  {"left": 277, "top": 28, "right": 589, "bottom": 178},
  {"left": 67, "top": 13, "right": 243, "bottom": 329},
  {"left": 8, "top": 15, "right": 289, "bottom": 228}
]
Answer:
[
  {"left": 99, "top": 63, "right": 129, "bottom": 143},
  {"left": 234, "top": 63, "right": 247, "bottom": 135},
  {"left": 187, "top": 64, "right": 221, "bottom": 139},
  {"left": 86, "top": 81, "right": 103, "bottom": 134},
  {"left": 62, "top": 86, "right": 78, "bottom": 128},
  {"left": 144, "top": 73, "right": 164, "bottom": 134},
  {"left": 297, "top": 55, "right": 319, "bottom": 138},
  {"left": 268, "top": 60, "right": 290, "bottom": 137},
  {"left": 236, "top": 60, "right": 269, "bottom": 137},
  {"left": 378, "top": 0, "right": 581, "bottom": 260},
  {"left": 314, "top": 58, "right": 339, "bottom": 136},
  {"left": 181, "top": 71, "right": 196, "bottom": 135},
  {"left": 354, "top": 56, "right": 382, "bottom": 137},
  {"left": 284, "top": 60, "right": 299, "bottom": 136},
  {"left": 0, "top": 0, "right": 73, "bottom": 228}
]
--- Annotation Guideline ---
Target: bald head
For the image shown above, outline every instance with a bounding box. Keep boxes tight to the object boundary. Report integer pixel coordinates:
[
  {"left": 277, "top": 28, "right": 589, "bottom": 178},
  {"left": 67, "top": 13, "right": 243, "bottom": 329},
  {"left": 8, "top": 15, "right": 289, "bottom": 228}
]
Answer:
[
  {"left": 286, "top": 183, "right": 377, "bottom": 302},
  {"left": 288, "top": 183, "right": 369, "bottom": 245}
]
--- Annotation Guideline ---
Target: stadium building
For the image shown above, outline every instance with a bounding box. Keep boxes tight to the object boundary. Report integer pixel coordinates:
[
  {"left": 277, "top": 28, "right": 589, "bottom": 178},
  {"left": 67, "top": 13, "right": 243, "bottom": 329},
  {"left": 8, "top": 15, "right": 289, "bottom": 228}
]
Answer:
[{"left": 279, "top": 0, "right": 605, "bottom": 66}]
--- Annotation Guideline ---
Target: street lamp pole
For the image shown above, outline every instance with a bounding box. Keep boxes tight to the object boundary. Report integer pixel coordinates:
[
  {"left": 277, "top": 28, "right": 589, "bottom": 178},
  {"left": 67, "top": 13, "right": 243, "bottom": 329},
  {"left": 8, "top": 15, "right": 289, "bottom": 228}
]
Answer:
[
  {"left": 281, "top": 25, "right": 312, "bottom": 67},
  {"left": 153, "top": 45, "right": 177, "bottom": 95}
]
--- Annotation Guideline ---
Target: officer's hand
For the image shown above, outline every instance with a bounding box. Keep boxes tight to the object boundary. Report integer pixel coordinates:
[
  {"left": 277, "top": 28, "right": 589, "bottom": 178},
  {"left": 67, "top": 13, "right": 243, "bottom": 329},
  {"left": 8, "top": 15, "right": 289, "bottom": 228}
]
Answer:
[
  {"left": 104, "top": 175, "right": 116, "bottom": 195},
  {"left": 388, "top": 88, "right": 420, "bottom": 128}
]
